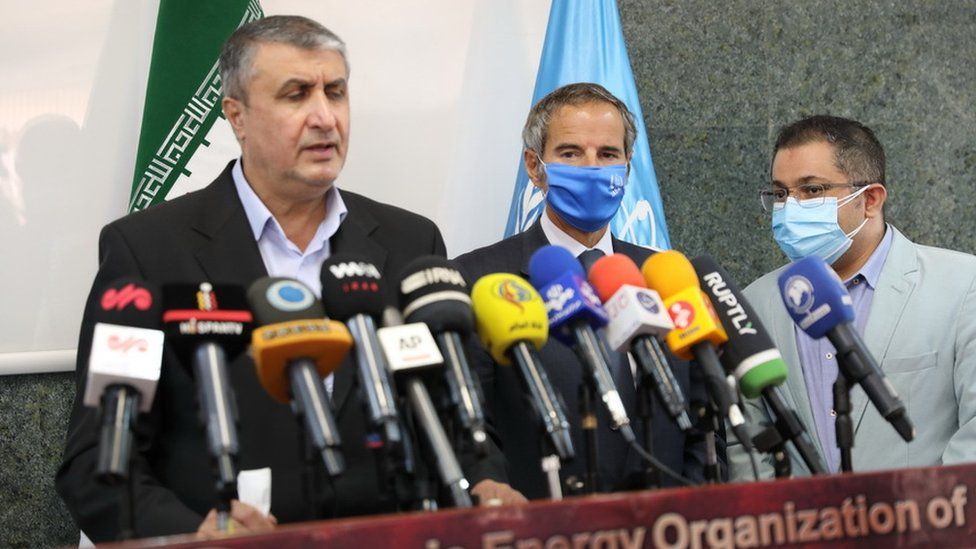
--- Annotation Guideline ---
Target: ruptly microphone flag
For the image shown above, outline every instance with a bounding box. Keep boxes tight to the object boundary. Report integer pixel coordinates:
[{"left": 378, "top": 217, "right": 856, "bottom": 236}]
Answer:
[
  {"left": 129, "top": 0, "right": 263, "bottom": 212},
  {"left": 504, "top": 0, "right": 671, "bottom": 250}
]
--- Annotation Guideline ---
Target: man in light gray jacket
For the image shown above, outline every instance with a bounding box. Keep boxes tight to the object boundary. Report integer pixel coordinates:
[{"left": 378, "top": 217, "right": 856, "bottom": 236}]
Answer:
[{"left": 729, "top": 115, "right": 976, "bottom": 479}]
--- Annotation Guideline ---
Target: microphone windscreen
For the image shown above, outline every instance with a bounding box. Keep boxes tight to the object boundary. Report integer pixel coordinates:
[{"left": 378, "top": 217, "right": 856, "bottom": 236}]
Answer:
[
  {"left": 397, "top": 256, "right": 473, "bottom": 334},
  {"left": 641, "top": 250, "right": 700, "bottom": 299},
  {"left": 319, "top": 254, "right": 388, "bottom": 321},
  {"left": 470, "top": 273, "right": 548, "bottom": 365},
  {"left": 777, "top": 256, "right": 855, "bottom": 339},
  {"left": 93, "top": 277, "right": 162, "bottom": 328},
  {"left": 247, "top": 277, "right": 325, "bottom": 324},
  {"left": 691, "top": 254, "right": 787, "bottom": 398},
  {"left": 161, "top": 283, "right": 253, "bottom": 361},
  {"left": 527, "top": 245, "right": 583, "bottom": 288},
  {"left": 588, "top": 253, "right": 646, "bottom": 302}
]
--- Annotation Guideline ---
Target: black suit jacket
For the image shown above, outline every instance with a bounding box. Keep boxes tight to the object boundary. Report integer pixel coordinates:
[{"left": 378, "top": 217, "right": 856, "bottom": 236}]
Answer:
[
  {"left": 454, "top": 222, "right": 716, "bottom": 499},
  {"left": 56, "top": 162, "right": 505, "bottom": 541}
]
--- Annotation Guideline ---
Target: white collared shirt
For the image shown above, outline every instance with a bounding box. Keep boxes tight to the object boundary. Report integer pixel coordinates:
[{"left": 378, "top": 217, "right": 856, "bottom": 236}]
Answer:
[
  {"left": 539, "top": 208, "right": 615, "bottom": 257},
  {"left": 538, "top": 209, "right": 638, "bottom": 384},
  {"left": 231, "top": 158, "right": 347, "bottom": 392}
]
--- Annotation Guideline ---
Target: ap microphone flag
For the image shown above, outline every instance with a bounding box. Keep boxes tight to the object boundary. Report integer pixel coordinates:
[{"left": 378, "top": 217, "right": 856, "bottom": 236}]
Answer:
[{"left": 504, "top": 0, "right": 670, "bottom": 249}]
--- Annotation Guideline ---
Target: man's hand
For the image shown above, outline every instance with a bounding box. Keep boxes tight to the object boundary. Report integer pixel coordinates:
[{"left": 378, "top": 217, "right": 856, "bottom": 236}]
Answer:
[
  {"left": 471, "top": 479, "right": 528, "bottom": 507},
  {"left": 196, "top": 500, "right": 277, "bottom": 539}
]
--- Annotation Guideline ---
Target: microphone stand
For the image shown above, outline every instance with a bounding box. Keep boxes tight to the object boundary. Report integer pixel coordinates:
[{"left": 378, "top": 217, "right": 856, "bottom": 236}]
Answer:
[
  {"left": 578, "top": 382, "right": 600, "bottom": 494},
  {"left": 634, "top": 373, "right": 659, "bottom": 489},
  {"left": 833, "top": 373, "right": 855, "bottom": 473},
  {"left": 752, "top": 426, "right": 792, "bottom": 479},
  {"left": 295, "top": 419, "right": 323, "bottom": 519},
  {"left": 691, "top": 400, "right": 722, "bottom": 484},
  {"left": 96, "top": 386, "right": 140, "bottom": 539}
]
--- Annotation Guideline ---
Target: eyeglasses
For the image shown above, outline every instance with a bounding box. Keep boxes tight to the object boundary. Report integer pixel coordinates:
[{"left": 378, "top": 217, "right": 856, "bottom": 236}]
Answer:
[{"left": 759, "top": 182, "right": 871, "bottom": 212}]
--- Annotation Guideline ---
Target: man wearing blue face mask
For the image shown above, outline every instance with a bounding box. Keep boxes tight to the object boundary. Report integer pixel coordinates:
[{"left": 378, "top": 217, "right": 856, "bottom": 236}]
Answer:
[
  {"left": 454, "top": 83, "right": 712, "bottom": 499},
  {"left": 728, "top": 115, "right": 976, "bottom": 480}
]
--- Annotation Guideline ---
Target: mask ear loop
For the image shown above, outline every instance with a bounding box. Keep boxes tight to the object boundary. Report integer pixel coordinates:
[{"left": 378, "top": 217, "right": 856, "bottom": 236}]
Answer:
[
  {"left": 837, "top": 183, "right": 871, "bottom": 208},
  {"left": 838, "top": 184, "right": 873, "bottom": 238}
]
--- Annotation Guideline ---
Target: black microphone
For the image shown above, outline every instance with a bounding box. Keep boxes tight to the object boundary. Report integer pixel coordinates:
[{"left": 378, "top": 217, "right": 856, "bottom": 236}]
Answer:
[
  {"left": 378, "top": 307, "right": 473, "bottom": 508},
  {"left": 397, "top": 257, "right": 490, "bottom": 456},
  {"left": 161, "top": 282, "right": 252, "bottom": 525},
  {"left": 247, "top": 277, "right": 353, "bottom": 477},
  {"left": 320, "top": 255, "right": 404, "bottom": 454},
  {"left": 692, "top": 254, "right": 826, "bottom": 475},
  {"left": 83, "top": 278, "right": 164, "bottom": 486}
]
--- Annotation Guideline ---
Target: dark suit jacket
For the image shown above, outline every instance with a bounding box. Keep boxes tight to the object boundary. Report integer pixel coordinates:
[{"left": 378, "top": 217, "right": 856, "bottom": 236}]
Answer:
[
  {"left": 454, "top": 222, "right": 716, "bottom": 499},
  {"left": 56, "top": 162, "right": 505, "bottom": 541}
]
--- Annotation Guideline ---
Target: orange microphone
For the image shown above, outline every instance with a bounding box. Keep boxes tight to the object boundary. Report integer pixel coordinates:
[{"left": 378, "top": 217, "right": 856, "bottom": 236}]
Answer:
[
  {"left": 248, "top": 277, "right": 353, "bottom": 477},
  {"left": 642, "top": 250, "right": 752, "bottom": 452}
]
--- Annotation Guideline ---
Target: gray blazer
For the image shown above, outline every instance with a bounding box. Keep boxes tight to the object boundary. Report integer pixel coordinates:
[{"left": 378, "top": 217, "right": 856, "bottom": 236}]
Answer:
[{"left": 729, "top": 226, "right": 976, "bottom": 479}]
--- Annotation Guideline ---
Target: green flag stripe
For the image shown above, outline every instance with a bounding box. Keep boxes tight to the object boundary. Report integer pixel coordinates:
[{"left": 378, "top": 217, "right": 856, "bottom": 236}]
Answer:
[{"left": 129, "top": 0, "right": 263, "bottom": 212}]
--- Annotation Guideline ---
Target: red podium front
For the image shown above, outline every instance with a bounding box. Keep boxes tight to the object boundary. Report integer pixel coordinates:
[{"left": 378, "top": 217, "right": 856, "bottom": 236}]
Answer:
[{"left": 109, "top": 463, "right": 976, "bottom": 548}]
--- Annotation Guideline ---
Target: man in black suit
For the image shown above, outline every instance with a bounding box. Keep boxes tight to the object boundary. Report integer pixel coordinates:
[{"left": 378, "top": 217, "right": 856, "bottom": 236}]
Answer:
[
  {"left": 56, "top": 15, "right": 519, "bottom": 542},
  {"left": 455, "top": 83, "right": 716, "bottom": 499}
]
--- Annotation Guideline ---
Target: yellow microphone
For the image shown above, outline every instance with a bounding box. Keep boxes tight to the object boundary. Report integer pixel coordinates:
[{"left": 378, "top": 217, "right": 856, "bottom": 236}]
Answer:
[
  {"left": 471, "top": 273, "right": 574, "bottom": 462},
  {"left": 641, "top": 251, "right": 728, "bottom": 360}
]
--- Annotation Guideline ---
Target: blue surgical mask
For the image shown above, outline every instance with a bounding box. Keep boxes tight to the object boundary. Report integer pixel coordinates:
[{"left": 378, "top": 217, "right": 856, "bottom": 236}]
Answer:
[
  {"left": 539, "top": 159, "right": 628, "bottom": 233},
  {"left": 772, "top": 186, "right": 869, "bottom": 264}
]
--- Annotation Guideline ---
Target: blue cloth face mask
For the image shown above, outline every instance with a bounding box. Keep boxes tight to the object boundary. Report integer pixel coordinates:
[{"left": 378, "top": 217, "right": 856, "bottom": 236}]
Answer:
[
  {"left": 772, "top": 186, "right": 869, "bottom": 264},
  {"left": 539, "top": 159, "right": 628, "bottom": 233}
]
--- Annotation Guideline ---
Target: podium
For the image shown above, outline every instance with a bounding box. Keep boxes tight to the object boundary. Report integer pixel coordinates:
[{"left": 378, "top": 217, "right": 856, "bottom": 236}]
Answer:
[{"left": 103, "top": 463, "right": 976, "bottom": 548}]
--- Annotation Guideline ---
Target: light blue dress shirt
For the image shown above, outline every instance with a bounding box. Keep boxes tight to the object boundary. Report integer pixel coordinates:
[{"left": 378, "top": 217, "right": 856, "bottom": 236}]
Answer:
[
  {"left": 794, "top": 224, "right": 894, "bottom": 472},
  {"left": 231, "top": 159, "right": 347, "bottom": 392}
]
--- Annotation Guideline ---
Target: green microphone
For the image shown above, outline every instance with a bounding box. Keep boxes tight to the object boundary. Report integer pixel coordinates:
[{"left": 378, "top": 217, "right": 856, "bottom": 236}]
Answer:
[
  {"left": 691, "top": 255, "right": 788, "bottom": 397},
  {"left": 691, "top": 254, "right": 825, "bottom": 475}
]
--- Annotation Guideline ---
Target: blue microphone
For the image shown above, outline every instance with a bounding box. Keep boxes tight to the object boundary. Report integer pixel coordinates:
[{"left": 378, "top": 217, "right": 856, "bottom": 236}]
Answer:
[
  {"left": 778, "top": 256, "right": 914, "bottom": 442},
  {"left": 528, "top": 245, "right": 631, "bottom": 436}
]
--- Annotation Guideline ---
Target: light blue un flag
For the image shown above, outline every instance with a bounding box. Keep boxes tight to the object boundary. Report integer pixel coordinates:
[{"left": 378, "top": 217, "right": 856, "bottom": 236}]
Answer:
[{"left": 505, "top": 0, "right": 670, "bottom": 249}]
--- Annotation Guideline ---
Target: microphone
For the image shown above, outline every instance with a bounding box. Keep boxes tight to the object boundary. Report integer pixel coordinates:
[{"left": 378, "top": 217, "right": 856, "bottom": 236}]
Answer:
[
  {"left": 397, "top": 257, "right": 490, "bottom": 456},
  {"left": 778, "top": 256, "right": 915, "bottom": 442},
  {"left": 641, "top": 251, "right": 752, "bottom": 450},
  {"left": 527, "top": 245, "right": 633, "bottom": 440},
  {"left": 377, "top": 308, "right": 473, "bottom": 508},
  {"left": 161, "top": 282, "right": 253, "bottom": 517},
  {"left": 319, "top": 255, "right": 404, "bottom": 454},
  {"left": 247, "top": 277, "right": 353, "bottom": 476},
  {"left": 469, "top": 272, "right": 575, "bottom": 461},
  {"left": 82, "top": 278, "right": 164, "bottom": 485},
  {"left": 587, "top": 254, "right": 693, "bottom": 432},
  {"left": 691, "top": 254, "right": 825, "bottom": 475}
]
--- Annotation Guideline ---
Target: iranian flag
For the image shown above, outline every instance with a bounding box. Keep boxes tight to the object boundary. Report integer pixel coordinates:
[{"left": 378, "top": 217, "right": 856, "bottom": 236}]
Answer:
[{"left": 129, "top": 0, "right": 263, "bottom": 212}]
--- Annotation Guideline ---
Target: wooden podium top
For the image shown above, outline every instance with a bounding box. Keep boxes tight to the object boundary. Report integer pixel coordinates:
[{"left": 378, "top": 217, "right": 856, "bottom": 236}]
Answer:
[{"left": 101, "top": 462, "right": 976, "bottom": 548}]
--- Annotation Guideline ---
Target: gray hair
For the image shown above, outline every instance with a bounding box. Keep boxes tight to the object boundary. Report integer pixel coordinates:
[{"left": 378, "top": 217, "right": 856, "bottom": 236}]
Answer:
[
  {"left": 522, "top": 82, "right": 637, "bottom": 158},
  {"left": 218, "top": 15, "right": 349, "bottom": 102}
]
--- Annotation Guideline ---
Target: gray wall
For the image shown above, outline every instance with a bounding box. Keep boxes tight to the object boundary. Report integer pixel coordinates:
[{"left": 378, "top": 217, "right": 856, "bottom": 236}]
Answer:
[
  {"left": 622, "top": 0, "right": 976, "bottom": 283},
  {"left": 3, "top": 2, "right": 975, "bottom": 547}
]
